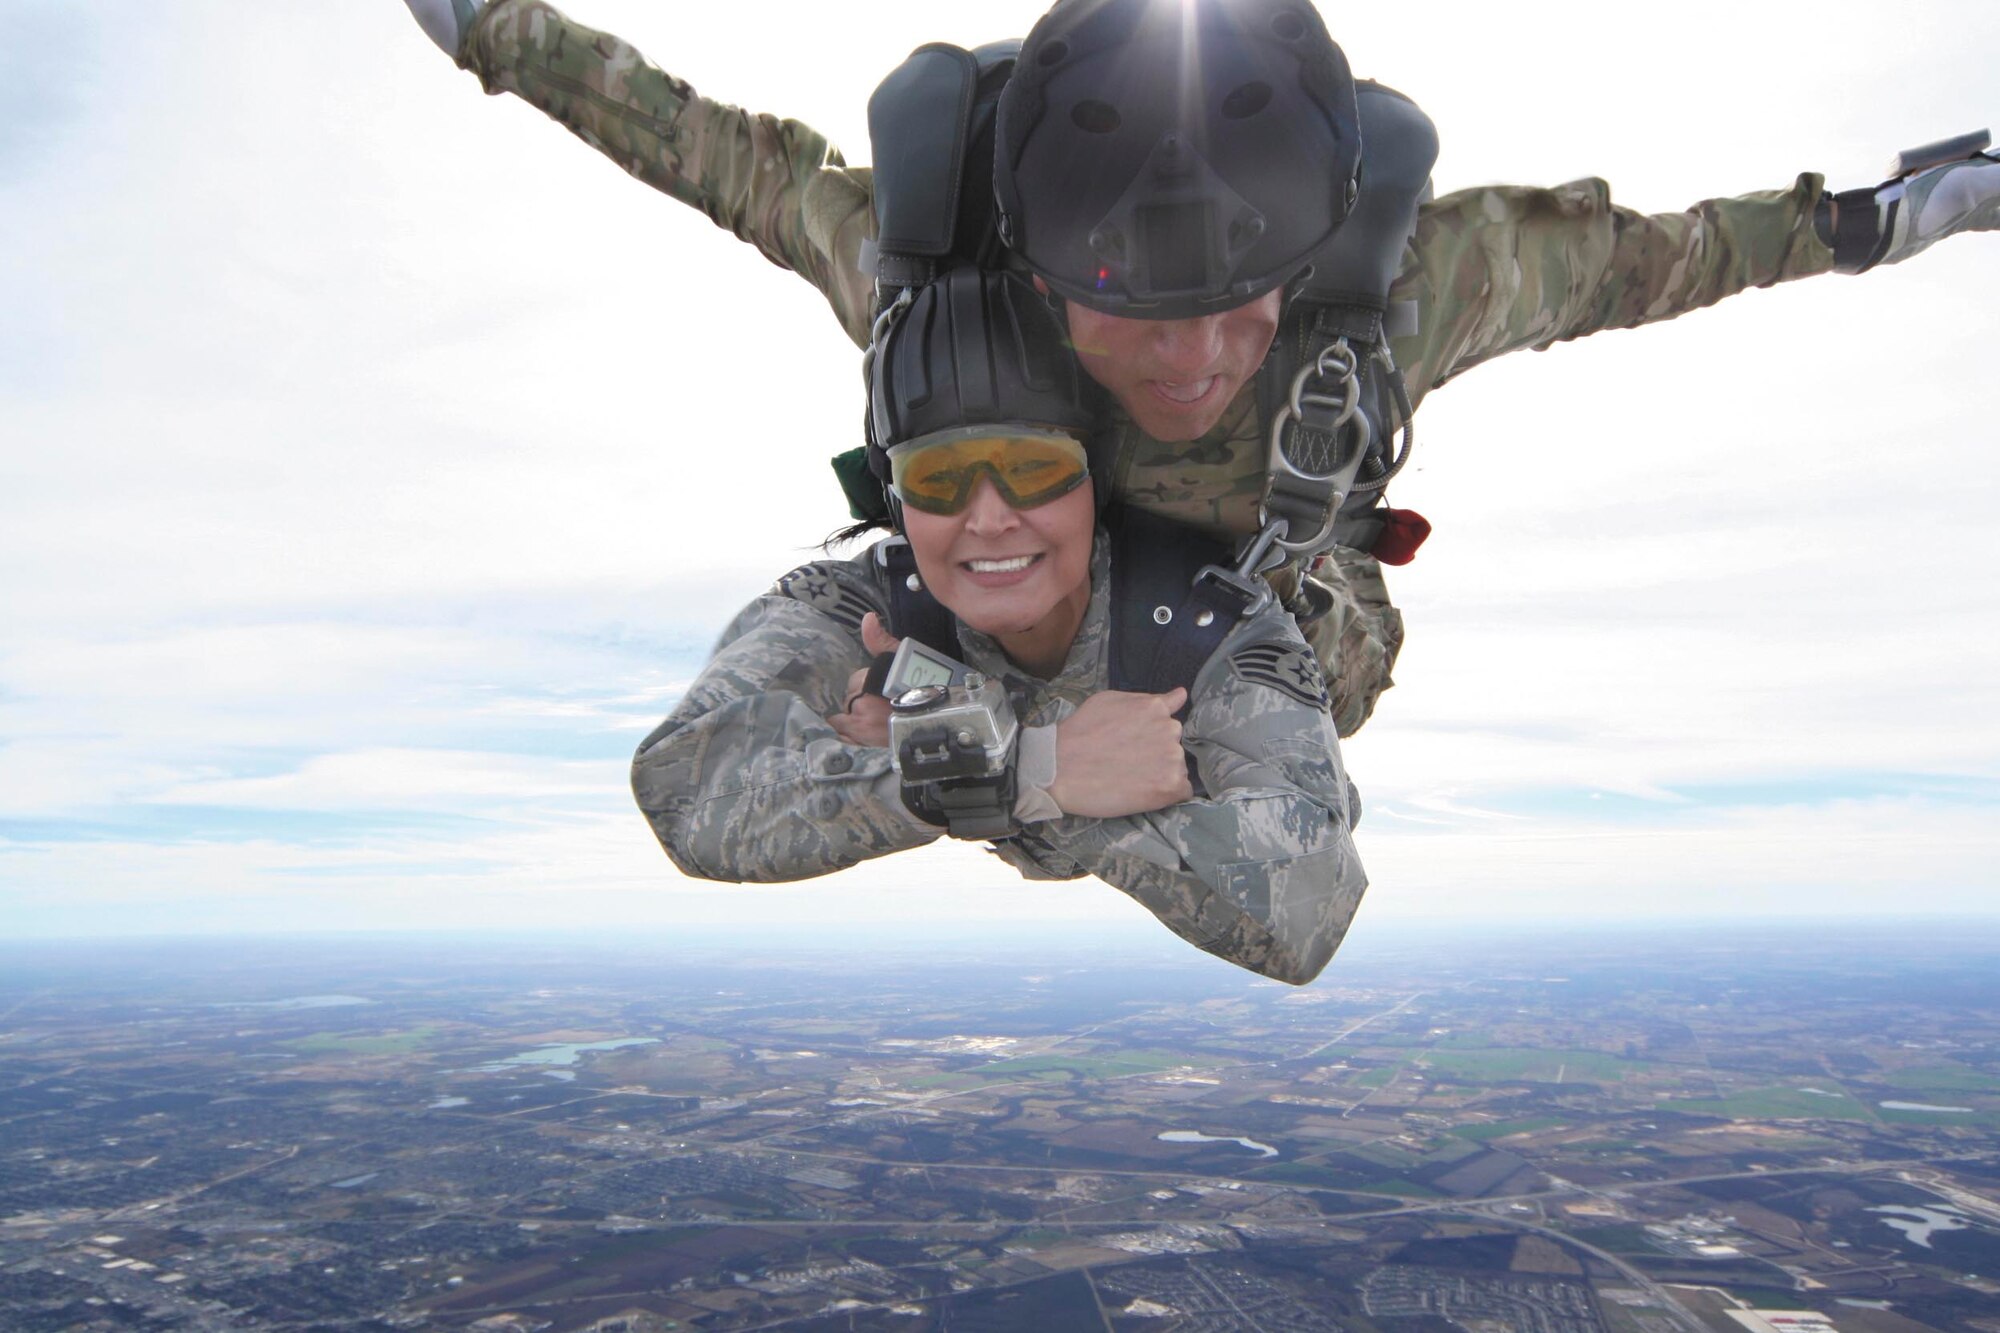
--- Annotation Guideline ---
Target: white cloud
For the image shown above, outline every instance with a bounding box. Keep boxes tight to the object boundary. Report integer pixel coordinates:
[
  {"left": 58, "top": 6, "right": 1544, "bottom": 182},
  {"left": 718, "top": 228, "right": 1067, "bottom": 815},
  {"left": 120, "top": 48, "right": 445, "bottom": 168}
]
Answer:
[
  {"left": 0, "top": 813, "right": 1153, "bottom": 939},
  {"left": 1358, "top": 797, "right": 2000, "bottom": 921},
  {"left": 150, "top": 748, "right": 620, "bottom": 812}
]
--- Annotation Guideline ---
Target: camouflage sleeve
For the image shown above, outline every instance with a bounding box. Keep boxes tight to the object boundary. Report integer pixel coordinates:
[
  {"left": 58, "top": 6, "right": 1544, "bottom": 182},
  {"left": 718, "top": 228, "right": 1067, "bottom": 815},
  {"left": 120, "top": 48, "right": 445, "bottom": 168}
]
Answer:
[
  {"left": 1392, "top": 174, "right": 1836, "bottom": 402},
  {"left": 629, "top": 565, "right": 938, "bottom": 882},
  {"left": 461, "top": 0, "right": 878, "bottom": 348},
  {"left": 1019, "top": 617, "right": 1367, "bottom": 986}
]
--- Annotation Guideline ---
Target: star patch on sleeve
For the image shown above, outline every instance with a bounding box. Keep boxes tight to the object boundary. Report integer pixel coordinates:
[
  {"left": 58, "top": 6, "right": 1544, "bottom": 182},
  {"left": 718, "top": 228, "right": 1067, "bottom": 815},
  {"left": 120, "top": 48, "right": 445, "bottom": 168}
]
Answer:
[
  {"left": 1230, "top": 641, "right": 1329, "bottom": 710},
  {"left": 774, "top": 563, "right": 873, "bottom": 631}
]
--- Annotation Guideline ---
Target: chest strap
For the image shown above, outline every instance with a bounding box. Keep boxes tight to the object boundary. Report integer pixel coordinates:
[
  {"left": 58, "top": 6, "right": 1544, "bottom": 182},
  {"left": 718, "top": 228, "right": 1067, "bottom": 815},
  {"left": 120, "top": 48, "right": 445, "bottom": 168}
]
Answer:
[
  {"left": 1108, "top": 507, "right": 1270, "bottom": 706},
  {"left": 877, "top": 513, "right": 1263, "bottom": 713}
]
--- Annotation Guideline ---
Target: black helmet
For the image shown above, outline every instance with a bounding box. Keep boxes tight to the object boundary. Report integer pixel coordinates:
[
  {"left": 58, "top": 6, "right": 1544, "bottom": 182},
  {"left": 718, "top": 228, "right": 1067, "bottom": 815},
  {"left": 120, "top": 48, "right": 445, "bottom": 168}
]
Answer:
[
  {"left": 994, "top": 0, "right": 1363, "bottom": 320},
  {"left": 869, "top": 269, "right": 1096, "bottom": 451}
]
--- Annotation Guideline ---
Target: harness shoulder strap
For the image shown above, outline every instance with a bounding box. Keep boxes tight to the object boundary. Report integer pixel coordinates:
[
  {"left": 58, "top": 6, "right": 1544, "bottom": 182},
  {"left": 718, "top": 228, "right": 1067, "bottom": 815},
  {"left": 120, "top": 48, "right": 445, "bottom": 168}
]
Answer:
[
  {"left": 1106, "top": 506, "right": 1256, "bottom": 700},
  {"left": 1258, "top": 81, "right": 1438, "bottom": 560},
  {"left": 874, "top": 537, "right": 961, "bottom": 657}
]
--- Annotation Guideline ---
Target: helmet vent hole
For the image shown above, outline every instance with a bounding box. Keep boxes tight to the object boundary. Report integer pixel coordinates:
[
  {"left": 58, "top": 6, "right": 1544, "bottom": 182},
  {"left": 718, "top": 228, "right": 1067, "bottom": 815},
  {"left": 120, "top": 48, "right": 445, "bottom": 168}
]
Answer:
[
  {"left": 1221, "top": 81, "right": 1272, "bottom": 120},
  {"left": 1037, "top": 39, "right": 1069, "bottom": 67},
  {"left": 1070, "top": 99, "right": 1122, "bottom": 134},
  {"left": 1270, "top": 10, "right": 1307, "bottom": 40}
]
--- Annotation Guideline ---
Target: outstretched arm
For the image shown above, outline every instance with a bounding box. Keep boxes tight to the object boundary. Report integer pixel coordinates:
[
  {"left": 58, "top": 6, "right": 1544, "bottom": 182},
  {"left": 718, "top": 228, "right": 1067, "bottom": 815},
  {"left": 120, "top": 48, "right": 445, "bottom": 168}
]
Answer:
[
  {"left": 407, "top": 0, "right": 878, "bottom": 348},
  {"left": 631, "top": 567, "right": 938, "bottom": 882},
  {"left": 1397, "top": 134, "right": 2000, "bottom": 403},
  {"left": 1012, "top": 623, "right": 1367, "bottom": 986},
  {"left": 1393, "top": 174, "right": 1834, "bottom": 403}
]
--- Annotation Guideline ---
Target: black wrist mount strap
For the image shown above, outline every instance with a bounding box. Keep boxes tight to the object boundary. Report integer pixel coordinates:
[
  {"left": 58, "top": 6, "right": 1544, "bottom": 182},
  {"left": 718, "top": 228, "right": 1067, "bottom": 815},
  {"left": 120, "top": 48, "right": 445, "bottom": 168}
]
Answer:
[
  {"left": 901, "top": 767, "right": 1017, "bottom": 840},
  {"left": 861, "top": 651, "right": 897, "bottom": 698}
]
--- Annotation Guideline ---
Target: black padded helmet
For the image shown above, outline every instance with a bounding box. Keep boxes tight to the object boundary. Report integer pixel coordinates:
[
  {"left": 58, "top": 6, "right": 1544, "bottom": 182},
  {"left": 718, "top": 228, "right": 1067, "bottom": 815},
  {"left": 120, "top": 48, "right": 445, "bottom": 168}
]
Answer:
[
  {"left": 866, "top": 268, "right": 1104, "bottom": 529},
  {"left": 993, "top": 0, "right": 1363, "bottom": 320},
  {"left": 869, "top": 269, "right": 1096, "bottom": 451}
]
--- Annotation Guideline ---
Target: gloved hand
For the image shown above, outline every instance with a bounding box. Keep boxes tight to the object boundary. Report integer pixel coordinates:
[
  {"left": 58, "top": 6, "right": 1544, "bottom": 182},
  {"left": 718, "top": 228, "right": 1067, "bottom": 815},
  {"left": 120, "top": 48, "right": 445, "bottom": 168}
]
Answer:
[
  {"left": 1823, "top": 130, "right": 2000, "bottom": 273},
  {"left": 406, "top": 0, "right": 485, "bottom": 61}
]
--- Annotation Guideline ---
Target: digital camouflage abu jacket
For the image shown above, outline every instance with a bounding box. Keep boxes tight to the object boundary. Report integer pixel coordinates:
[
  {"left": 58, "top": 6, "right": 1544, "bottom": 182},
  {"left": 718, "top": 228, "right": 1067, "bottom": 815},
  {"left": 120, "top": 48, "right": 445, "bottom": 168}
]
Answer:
[{"left": 632, "top": 537, "right": 1366, "bottom": 986}]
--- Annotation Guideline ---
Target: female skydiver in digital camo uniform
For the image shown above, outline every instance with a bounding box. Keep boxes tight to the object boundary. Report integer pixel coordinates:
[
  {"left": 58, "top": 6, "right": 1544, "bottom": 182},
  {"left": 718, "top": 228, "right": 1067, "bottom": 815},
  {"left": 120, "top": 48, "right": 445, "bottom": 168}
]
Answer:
[
  {"left": 633, "top": 269, "right": 1368, "bottom": 985},
  {"left": 401, "top": 0, "right": 1999, "bottom": 737}
]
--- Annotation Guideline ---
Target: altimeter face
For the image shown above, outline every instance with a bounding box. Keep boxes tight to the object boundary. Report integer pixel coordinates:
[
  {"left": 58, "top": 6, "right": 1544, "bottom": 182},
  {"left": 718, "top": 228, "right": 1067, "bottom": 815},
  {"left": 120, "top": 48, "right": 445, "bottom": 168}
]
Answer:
[{"left": 883, "top": 640, "right": 966, "bottom": 697}]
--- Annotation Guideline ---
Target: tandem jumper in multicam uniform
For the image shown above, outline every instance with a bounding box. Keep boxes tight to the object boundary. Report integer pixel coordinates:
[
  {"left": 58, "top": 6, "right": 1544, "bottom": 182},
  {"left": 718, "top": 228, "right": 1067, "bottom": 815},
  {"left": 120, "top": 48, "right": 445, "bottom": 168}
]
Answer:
[{"left": 426, "top": 0, "right": 1998, "bottom": 734}]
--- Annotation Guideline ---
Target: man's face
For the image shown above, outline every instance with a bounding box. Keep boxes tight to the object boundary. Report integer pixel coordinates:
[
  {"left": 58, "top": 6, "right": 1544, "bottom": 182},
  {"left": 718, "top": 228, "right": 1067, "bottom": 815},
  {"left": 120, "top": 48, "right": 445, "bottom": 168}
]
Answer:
[
  {"left": 901, "top": 476, "right": 1096, "bottom": 641},
  {"left": 1063, "top": 289, "right": 1282, "bottom": 442}
]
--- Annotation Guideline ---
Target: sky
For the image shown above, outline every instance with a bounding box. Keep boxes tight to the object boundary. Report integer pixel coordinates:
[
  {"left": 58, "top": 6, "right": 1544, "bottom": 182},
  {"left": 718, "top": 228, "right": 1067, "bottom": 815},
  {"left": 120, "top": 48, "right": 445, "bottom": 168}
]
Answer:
[{"left": 2, "top": 0, "right": 1996, "bottom": 948}]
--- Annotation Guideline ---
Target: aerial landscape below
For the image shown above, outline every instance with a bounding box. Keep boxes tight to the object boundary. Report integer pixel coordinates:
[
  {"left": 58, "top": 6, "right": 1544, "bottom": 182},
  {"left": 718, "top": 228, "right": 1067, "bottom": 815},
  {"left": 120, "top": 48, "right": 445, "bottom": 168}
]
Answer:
[{"left": 2, "top": 921, "right": 1997, "bottom": 1332}]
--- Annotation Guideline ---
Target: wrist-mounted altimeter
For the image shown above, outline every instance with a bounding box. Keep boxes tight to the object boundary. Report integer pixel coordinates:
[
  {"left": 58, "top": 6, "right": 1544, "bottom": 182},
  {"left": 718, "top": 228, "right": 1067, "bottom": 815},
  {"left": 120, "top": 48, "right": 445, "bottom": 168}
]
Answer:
[{"left": 880, "top": 639, "right": 1020, "bottom": 839}]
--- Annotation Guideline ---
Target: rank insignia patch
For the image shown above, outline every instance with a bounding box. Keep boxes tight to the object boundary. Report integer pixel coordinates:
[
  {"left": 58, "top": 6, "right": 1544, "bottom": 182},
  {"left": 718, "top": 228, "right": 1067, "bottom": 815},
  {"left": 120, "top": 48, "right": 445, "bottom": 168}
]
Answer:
[
  {"left": 775, "top": 563, "right": 872, "bottom": 631},
  {"left": 1231, "top": 641, "right": 1329, "bottom": 709}
]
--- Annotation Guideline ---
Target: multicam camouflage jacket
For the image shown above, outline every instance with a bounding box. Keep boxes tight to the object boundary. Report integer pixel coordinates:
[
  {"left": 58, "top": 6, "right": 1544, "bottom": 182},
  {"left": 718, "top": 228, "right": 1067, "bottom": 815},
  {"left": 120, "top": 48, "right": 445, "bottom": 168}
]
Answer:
[
  {"left": 631, "top": 537, "right": 1366, "bottom": 986},
  {"left": 459, "top": 0, "right": 1840, "bottom": 540}
]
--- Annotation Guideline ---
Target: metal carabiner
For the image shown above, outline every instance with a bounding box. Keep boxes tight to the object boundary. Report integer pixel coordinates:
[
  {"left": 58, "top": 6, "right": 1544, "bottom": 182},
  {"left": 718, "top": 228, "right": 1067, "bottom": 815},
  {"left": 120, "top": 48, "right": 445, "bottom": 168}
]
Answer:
[{"left": 1286, "top": 340, "right": 1362, "bottom": 435}]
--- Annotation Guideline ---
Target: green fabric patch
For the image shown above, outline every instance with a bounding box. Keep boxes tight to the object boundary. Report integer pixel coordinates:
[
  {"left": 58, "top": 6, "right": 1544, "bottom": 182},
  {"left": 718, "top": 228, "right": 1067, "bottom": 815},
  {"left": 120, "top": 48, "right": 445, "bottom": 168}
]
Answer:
[{"left": 831, "top": 445, "right": 890, "bottom": 522}]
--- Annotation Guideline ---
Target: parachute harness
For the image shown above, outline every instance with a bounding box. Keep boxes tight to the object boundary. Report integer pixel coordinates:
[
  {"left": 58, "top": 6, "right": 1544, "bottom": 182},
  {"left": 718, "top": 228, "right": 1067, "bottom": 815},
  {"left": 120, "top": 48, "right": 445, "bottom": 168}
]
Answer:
[{"left": 1256, "top": 331, "right": 1417, "bottom": 557}]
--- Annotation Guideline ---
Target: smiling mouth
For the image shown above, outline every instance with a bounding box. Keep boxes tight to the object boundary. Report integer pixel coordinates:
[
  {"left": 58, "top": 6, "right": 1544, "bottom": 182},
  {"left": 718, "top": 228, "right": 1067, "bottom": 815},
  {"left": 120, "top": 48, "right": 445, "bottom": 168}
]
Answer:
[
  {"left": 1151, "top": 376, "right": 1219, "bottom": 406},
  {"left": 963, "top": 555, "right": 1040, "bottom": 574}
]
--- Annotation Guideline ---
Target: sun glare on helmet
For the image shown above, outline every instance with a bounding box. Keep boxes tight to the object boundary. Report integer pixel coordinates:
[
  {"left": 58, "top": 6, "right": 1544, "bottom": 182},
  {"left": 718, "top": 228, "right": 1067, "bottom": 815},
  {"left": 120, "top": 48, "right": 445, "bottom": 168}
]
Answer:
[{"left": 1174, "top": 0, "right": 1204, "bottom": 125}]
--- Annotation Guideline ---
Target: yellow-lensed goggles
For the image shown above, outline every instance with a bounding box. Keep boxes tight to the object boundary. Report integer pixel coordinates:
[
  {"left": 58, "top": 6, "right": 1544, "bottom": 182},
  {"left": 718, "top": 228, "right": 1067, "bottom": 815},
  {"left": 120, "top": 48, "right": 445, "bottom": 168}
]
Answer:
[{"left": 887, "top": 426, "right": 1091, "bottom": 516}]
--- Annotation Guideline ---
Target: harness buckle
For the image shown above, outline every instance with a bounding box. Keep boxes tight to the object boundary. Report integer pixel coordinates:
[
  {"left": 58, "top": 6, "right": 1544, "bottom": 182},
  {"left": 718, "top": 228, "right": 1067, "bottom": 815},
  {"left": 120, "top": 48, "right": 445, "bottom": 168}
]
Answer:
[
  {"left": 1260, "top": 337, "right": 1369, "bottom": 554},
  {"left": 1186, "top": 519, "right": 1285, "bottom": 620}
]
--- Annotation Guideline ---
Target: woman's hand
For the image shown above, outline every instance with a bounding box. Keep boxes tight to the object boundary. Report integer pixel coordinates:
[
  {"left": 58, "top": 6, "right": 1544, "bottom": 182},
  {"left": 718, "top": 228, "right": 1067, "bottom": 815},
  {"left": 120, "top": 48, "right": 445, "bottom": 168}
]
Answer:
[
  {"left": 1047, "top": 688, "right": 1192, "bottom": 818},
  {"left": 827, "top": 613, "right": 901, "bottom": 748}
]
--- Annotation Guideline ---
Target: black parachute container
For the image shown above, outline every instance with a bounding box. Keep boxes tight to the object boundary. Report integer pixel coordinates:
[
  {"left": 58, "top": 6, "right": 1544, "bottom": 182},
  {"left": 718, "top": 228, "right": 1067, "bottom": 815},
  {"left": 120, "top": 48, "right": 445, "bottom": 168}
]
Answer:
[{"left": 860, "top": 15, "right": 1437, "bottom": 566}]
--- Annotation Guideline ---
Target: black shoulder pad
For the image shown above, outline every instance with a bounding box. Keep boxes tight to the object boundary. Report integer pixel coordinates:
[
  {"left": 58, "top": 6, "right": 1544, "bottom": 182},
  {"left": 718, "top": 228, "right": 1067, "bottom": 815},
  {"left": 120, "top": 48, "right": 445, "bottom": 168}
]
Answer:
[
  {"left": 869, "top": 44, "right": 981, "bottom": 260},
  {"left": 773, "top": 563, "right": 879, "bottom": 633},
  {"left": 1299, "top": 82, "right": 1439, "bottom": 310}
]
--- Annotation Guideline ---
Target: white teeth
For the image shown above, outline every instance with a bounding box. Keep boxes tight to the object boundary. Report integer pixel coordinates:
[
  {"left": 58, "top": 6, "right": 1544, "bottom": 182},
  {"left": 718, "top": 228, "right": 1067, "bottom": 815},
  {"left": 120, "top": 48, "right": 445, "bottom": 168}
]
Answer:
[
  {"left": 1156, "top": 377, "right": 1217, "bottom": 404},
  {"left": 966, "top": 555, "right": 1036, "bottom": 573}
]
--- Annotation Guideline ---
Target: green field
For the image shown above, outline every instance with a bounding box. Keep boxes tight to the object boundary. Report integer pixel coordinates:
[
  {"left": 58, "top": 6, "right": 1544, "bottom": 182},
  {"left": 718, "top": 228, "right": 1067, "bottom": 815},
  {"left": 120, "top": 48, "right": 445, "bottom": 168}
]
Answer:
[
  {"left": 1008, "top": 1229, "right": 1070, "bottom": 1250},
  {"left": 667, "top": 1035, "right": 739, "bottom": 1055},
  {"left": 1878, "top": 1063, "right": 2000, "bottom": 1094},
  {"left": 1662, "top": 1085, "right": 1875, "bottom": 1121},
  {"left": 1567, "top": 1224, "right": 1670, "bottom": 1255},
  {"left": 1720, "top": 1286, "right": 1814, "bottom": 1309},
  {"left": 1249, "top": 1161, "right": 1436, "bottom": 1196},
  {"left": 902, "top": 1072, "right": 986, "bottom": 1090},
  {"left": 967, "top": 1050, "right": 1190, "bottom": 1080},
  {"left": 1421, "top": 1047, "right": 1637, "bottom": 1084},
  {"left": 1250, "top": 1162, "right": 1358, "bottom": 1188},
  {"left": 281, "top": 1025, "right": 442, "bottom": 1055},
  {"left": 1453, "top": 1117, "right": 1570, "bottom": 1142},
  {"left": 1344, "top": 1139, "right": 1427, "bottom": 1169},
  {"left": 1415, "top": 1138, "right": 1484, "bottom": 1166},
  {"left": 1346, "top": 1043, "right": 1431, "bottom": 1062}
]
